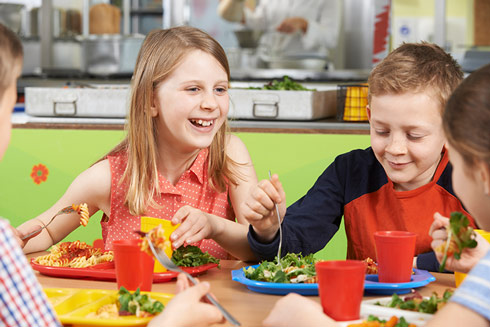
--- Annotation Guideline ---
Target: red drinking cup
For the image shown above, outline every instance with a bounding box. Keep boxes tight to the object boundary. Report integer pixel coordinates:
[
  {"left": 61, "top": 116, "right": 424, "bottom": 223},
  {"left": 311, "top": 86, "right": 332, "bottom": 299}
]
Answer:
[
  {"left": 374, "top": 231, "right": 417, "bottom": 283},
  {"left": 113, "top": 239, "right": 154, "bottom": 291},
  {"left": 315, "top": 260, "right": 366, "bottom": 321}
]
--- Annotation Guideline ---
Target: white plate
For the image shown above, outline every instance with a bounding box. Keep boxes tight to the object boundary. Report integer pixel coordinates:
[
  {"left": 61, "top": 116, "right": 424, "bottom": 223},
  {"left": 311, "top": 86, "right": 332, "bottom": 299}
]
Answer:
[
  {"left": 336, "top": 309, "right": 428, "bottom": 326},
  {"left": 358, "top": 296, "right": 434, "bottom": 325}
]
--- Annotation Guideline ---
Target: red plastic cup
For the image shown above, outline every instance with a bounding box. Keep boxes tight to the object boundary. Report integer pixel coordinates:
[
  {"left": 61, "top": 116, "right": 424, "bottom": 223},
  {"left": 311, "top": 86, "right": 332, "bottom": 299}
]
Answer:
[
  {"left": 315, "top": 260, "right": 366, "bottom": 321},
  {"left": 374, "top": 231, "right": 417, "bottom": 283},
  {"left": 113, "top": 239, "right": 154, "bottom": 291}
]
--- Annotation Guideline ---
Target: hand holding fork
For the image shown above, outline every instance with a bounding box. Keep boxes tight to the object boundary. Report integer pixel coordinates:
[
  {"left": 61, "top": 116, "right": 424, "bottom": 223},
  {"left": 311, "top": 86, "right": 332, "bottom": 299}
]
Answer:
[
  {"left": 21, "top": 205, "right": 79, "bottom": 241},
  {"left": 134, "top": 230, "right": 241, "bottom": 326}
]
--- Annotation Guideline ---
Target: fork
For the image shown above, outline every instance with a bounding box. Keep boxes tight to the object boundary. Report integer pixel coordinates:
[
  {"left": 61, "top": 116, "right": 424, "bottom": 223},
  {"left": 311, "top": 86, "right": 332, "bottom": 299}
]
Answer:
[
  {"left": 134, "top": 231, "right": 241, "bottom": 326},
  {"left": 21, "top": 205, "right": 76, "bottom": 240},
  {"left": 269, "top": 170, "right": 283, "bottom": 269}
]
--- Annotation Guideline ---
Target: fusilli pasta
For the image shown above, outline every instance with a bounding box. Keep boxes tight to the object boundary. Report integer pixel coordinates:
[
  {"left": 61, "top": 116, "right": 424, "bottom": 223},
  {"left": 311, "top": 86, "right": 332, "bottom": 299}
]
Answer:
[
  {"left": 72, "top": 203, "right": 89, "bottom": 226},
  {"left": 34, "top": 241, "right": 113, "bottom": 268},
  {"left": 140, "top": 224, "right": 172, "bottom": 257}
]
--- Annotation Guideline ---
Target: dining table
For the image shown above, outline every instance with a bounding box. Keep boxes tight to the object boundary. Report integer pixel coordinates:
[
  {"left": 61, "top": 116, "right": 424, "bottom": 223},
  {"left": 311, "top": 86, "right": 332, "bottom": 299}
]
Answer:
[{"left": 28, "top": 252, "right": 457, "bottom": 327}]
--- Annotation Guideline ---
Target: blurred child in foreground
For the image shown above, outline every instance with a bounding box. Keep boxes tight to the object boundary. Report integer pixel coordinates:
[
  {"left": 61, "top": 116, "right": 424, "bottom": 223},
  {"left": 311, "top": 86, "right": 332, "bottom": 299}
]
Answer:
[{"left": 0, "top": 22, "right": 61, "bottom": 327}]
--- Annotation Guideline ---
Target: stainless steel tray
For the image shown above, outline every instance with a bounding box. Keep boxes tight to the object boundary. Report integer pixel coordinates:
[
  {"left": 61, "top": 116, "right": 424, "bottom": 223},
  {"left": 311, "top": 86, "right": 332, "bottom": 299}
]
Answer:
[
  {"left": 25, "top": 85, "right": 130, "bottom": 118},
  {"left": 227, "top": 88, "right": 337, "bottom": 120}
]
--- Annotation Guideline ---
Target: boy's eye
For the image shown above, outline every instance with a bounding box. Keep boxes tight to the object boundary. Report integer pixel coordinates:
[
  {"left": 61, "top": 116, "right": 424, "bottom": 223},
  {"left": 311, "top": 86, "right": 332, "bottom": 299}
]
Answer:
[
  {"left": 375, "top": 130, "right": 389, "bottom": 136},
  {"left": 215, "top": 87, "right": 227, "bottom": 94},
  {"left": 186, "top": 87, "right": 200, "bottom": 92}
]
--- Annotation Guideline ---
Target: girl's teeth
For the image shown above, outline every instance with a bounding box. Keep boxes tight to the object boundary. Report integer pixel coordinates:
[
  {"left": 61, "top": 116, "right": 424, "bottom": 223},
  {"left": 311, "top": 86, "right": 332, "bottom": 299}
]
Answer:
[{"left": 192, "top": 119, "right": 213, "bottom": 127}]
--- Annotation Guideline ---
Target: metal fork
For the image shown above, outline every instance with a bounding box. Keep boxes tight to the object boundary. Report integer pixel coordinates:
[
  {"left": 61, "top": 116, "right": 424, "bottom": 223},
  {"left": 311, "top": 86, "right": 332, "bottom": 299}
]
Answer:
[
  {"left": 21, "top": 205, "right": 76, "bottom": 240},
  {"left": 268, "top": 170, "right": 283, "bottom": 269},
  {"left": 135, "top": 231, "right": 241, "bottom": 326}
]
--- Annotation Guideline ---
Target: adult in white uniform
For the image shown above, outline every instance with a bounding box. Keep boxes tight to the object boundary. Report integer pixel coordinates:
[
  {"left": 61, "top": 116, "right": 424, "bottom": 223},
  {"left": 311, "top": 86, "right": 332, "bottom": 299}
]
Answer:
[{"left": 218, "top": 0, "right": 341, "bottom": 60}]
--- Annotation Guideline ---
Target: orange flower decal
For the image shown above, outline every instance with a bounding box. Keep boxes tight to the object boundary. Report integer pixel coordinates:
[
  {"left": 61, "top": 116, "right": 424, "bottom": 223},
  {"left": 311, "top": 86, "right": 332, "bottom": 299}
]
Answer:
[{"left": 31, "top": 164, "right": 49, "bottom": 184}]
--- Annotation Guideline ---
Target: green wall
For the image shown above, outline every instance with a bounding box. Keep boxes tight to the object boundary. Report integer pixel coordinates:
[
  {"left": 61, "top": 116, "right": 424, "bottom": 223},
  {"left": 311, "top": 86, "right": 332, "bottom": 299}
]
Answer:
[{"left": 0, "top": 129, "right": 370, "bottom": 260}]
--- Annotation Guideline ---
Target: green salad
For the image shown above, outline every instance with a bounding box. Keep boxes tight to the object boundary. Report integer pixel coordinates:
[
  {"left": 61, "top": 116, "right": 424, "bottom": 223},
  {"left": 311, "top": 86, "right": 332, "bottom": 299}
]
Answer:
[
  {"left": 375, "top": 290, "right": 453, "bottom": 314},
  {"left": 248, "top": 76, "right": 315, "bottom": 91},
  {"left": 171, "top": 245, "right": 220, "bottom": 267},
  {"left": 118, "top": 287, "right": 164, "bottom": 317},
  {"left": 244, "top": 253, "right": 318, "bottom": 283}
]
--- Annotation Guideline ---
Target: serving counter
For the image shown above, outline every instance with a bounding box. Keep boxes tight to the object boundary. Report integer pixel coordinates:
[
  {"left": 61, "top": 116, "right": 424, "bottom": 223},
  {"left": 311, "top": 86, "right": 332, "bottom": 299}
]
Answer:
[
  {"left": 12, "top": 112, "right": 369, "bottom": 134},
  {"left": 29, "top": 255, "right": 456, "bottom": 327}
]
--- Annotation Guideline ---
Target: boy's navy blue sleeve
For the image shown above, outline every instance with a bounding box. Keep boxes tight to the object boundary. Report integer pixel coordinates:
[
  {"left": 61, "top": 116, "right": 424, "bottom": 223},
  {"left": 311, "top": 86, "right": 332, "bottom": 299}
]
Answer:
[
  {"left": 248, "top": 158, "right": 346, "bottom": 261},
  {"left": 417, "top": 251, "right": 452, "bottom": 272}
]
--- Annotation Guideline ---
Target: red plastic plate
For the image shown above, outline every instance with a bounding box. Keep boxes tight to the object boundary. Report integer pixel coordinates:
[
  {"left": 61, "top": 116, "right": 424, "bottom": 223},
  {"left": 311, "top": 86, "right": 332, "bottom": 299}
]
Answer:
[{"left": 31, "top": 259, "right": 218, "bottom": 283}]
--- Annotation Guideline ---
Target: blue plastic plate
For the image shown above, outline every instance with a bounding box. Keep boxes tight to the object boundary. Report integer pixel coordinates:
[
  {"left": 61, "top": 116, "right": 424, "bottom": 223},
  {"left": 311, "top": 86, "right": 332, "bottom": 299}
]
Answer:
[{"left": 231, "top": 265, "right": 435, "bottom": 296}]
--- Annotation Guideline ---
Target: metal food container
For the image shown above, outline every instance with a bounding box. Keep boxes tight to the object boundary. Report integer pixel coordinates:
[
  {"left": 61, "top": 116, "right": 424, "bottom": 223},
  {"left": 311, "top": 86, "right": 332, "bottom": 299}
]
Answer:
[
  {"left": 227, "top": 88, "right": 337, "bottom": 120},
  {"left": 82, "top": 34, "right": 144, "bottom": 76},
  {"left": 25, "top": 85, "right": 130, "bottom": 118}
]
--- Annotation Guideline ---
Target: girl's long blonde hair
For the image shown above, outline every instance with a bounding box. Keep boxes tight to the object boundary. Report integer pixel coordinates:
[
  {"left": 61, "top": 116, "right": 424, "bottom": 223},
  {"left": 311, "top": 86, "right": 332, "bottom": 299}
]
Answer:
[{"left": 105, "top": 26, "right": 239, "bottom": 215}]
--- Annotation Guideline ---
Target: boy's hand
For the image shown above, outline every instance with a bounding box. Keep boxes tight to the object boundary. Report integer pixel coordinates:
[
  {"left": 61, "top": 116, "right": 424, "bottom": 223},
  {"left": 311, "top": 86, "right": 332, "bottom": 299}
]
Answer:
[
  {"left": 430, "top": 212, "right": 489, "bottom": 273},
  {"left": 170, "top": 206, "right": 217, "bottom": 249},
  {"left": 148, "top": 273, "right": 223, "bottom": 327},
  {"left": 240, "top": 174, "right": 286, "bottom": 242}
]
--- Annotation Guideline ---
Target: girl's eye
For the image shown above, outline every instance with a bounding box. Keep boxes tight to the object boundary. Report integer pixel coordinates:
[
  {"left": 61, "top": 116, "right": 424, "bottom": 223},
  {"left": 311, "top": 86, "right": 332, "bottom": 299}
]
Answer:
[
  {"left": 407, "top": 134, "right": 423, "bottom": 140},
  {"left": 375, "top": 130, "right": 389, "bottom": 136},
  {"left": 187, "top": 87, "right": 200, "bottom": 92}
]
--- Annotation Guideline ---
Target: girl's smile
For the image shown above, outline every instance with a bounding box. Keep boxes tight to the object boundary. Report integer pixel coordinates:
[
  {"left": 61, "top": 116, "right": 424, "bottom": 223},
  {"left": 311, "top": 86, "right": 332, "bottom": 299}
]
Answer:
[{"left": 151, "top": 49, "right": 229, "bottom": 153}]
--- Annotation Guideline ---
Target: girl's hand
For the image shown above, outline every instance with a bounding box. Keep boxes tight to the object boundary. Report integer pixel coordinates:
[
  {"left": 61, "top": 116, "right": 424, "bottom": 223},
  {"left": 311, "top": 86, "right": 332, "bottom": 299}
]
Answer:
[
  {"left": 430, "top": 212, "right": 490, "bottom": 273},
  {"left": 240, "top": 174, "right": 287, "bottom": 243},
  {"left": 170, "top": 206, "right": 218, "bottom": 249},
  {"left": 263, "top": 293, "right": 338, "bottom": 327},
  {"left": 148, "top": 273, "right": 223, "bottom": 327},
  {"left": 11, "top": 225, "right": 43, "bottom": 248}
]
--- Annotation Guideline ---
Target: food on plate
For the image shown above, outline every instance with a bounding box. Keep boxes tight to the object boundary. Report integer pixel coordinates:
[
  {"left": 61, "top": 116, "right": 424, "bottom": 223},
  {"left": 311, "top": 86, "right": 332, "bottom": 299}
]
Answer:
[
  {"left": 72, "top": 203, "right": 90, "bottom": 226},
  {"left": 139, "top": 224, "right": 172, "bottom": 257},
  {"left": 375, "top": 290, "right": 453, "bottom": 314},
  {"left": 364, "top": 257, "right": 378, "bottom": 274},
  {"left": 248, "top": 75, "right": 315, "bottom": 91},
  {"left": 435, "top": 212, "right": 477, "bottom": 272},
  {"left": 86, "top": 287, "right": 164, "bottom": 319},
  {"left": 33, "top": 241, "right": 113, "bottom": 268},
  {"left": 171, "top": 245, "right": 220, "bottom": 267},
  {"left": 244, "top": 253, "right": 318, "bottom": 283},
  {"left": 347, "top": 314, "right": 417, "bottom": 327}
]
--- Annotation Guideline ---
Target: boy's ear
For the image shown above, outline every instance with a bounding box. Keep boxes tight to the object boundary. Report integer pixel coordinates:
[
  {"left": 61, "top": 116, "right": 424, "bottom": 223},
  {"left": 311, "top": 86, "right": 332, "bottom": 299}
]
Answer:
[{"left": 366, "top": 105, "right": 371, "bottom": 121}]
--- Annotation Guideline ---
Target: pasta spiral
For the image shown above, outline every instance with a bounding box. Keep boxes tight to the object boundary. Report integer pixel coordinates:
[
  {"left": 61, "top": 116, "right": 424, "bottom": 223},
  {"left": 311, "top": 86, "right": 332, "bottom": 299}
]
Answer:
[{"left": 72, "top": 203, "right": 89, "bottom": 226}]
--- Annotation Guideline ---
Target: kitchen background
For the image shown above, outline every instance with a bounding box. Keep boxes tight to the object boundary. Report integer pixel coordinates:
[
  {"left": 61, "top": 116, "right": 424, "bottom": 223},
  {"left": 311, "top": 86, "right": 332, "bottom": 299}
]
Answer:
[
  {"left": 0, "top": 0, "right": 488, "bottom": 78},
  {"left": 0, "top": 0, "right": 489, "bottom": 260}
]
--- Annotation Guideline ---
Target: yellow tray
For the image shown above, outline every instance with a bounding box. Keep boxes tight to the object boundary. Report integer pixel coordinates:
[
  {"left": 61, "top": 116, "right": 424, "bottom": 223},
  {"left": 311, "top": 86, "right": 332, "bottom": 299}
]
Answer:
[{"left": 44, "top": 288, "right": 173, "bottom": 326}]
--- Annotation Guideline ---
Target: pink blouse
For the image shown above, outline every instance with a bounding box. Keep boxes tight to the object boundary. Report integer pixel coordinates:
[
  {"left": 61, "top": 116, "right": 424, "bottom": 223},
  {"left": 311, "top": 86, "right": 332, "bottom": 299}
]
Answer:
[{"left": 102, "top": 148, "right": 233, "bottom": 259}]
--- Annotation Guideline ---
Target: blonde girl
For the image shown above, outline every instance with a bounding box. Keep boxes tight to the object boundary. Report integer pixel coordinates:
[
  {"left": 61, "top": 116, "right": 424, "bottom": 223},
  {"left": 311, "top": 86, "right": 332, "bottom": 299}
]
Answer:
[{"left": 17, "top": 26, "right": 258, "bottom": 261}]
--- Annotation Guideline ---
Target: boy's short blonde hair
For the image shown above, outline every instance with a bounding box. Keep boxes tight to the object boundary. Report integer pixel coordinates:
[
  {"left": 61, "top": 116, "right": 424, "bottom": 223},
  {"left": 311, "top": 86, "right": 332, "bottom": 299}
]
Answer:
[
  {"left": 0, "top": 24, "right": 23, "bottom": 100},
  {"left": 368, "top": 42, "right": 463, "bottom": 113}
]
